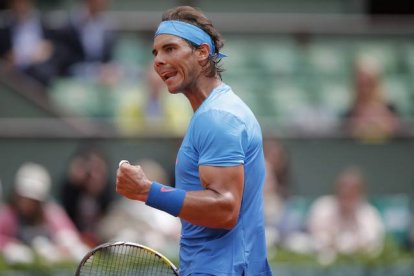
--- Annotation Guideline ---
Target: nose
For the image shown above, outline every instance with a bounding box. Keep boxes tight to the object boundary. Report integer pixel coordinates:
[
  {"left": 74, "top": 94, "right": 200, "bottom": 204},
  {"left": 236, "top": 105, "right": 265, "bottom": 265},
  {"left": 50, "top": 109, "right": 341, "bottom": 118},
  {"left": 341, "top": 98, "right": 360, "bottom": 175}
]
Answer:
[
  {"left": 153, "top": 55, "right": 166, "bottom": 79},
  {"left": 153, "top": 60, "right": 162, "bottom": 78},
  {"left": 153, "top": 52, "right": 165, "bottom": 68}
]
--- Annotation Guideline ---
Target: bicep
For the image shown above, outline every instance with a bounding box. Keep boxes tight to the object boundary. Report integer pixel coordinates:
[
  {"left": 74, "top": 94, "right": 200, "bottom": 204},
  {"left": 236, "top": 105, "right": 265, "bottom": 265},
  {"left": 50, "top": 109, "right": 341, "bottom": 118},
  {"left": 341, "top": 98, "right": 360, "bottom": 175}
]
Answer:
[
  {"left": 177, "top": 165, "right": 244, "bottom": 229},
  {"left": 199, "top": 165, "right": 244, "bottom": 207}
]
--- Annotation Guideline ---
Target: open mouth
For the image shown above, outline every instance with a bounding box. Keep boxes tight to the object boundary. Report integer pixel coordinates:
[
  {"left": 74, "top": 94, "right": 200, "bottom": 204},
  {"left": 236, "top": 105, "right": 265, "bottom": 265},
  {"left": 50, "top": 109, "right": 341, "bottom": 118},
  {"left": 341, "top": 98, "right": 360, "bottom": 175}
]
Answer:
[{"left": 161, "top": 71, "right": 177, "bottom": 82}]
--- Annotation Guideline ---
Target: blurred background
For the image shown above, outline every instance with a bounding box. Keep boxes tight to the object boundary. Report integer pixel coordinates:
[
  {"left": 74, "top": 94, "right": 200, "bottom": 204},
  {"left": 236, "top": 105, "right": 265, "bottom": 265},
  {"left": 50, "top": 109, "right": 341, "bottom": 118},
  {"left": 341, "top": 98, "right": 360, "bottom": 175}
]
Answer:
[{"left": 0, "top": 0, "right": 414, "bottom": 275}]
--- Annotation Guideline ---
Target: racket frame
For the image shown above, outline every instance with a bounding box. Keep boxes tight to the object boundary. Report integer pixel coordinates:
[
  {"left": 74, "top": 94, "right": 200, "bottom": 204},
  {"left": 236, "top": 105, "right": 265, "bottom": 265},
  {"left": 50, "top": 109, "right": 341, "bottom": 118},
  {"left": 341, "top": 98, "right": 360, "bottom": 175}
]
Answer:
[{"left": 75, "top": 241, "right": 179, "bottom": 276}]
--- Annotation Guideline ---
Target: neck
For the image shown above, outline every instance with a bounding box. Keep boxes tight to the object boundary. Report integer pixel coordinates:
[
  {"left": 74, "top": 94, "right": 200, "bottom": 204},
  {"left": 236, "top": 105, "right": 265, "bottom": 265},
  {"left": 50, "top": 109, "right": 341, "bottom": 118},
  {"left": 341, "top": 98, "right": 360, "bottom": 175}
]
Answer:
[{"left": 183, "top": 77, "right": 222, "bottom": 112}]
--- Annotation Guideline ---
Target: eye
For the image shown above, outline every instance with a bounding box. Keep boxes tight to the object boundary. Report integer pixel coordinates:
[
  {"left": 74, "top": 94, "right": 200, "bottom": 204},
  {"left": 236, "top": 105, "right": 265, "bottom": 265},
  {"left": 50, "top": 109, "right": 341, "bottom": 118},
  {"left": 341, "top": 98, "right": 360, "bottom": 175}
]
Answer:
[{"left": 165, "top": 46, "right": 174, "bottom": 53}]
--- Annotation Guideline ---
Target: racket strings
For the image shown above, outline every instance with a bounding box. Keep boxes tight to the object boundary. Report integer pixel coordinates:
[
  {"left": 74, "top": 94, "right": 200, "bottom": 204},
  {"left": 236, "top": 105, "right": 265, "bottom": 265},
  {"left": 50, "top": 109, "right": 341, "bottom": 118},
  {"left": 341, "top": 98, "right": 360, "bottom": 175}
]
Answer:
[{"left": 78, "top": 244, "right": 177, "bottom": 275}]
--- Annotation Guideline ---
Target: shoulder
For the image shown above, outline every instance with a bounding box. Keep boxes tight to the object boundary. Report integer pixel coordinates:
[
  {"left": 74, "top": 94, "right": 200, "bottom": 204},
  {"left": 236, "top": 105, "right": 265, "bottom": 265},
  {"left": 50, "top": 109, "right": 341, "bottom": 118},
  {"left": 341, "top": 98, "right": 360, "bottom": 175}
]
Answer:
[
  {"left": 190, "top": 109, "right": 247, "bottom": 144},
  {"left": 358, "top": 201, "right": 382, "bottom": 218},
  {"left": 193, "top": 86, "right": 252, "bottom": 131},
  {"left": 44, "top": 201, "right": 69, "bottom": 217},
  {"left": 0, "top": 205, "right": 17, "bottom": 224},
  {"left": 194, "top": 109, "right": 245, "bottom": 129},
  {"left": 44, "top": 201, "right": 78, "bottom": 229}
]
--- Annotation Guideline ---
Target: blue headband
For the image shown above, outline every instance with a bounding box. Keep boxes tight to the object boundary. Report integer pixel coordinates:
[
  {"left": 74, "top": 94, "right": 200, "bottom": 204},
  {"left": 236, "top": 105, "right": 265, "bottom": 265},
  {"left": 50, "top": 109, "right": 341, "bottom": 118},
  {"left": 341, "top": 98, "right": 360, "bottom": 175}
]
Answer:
[{"left": 155, "top": 20, "right": 226, "bottom": 58}]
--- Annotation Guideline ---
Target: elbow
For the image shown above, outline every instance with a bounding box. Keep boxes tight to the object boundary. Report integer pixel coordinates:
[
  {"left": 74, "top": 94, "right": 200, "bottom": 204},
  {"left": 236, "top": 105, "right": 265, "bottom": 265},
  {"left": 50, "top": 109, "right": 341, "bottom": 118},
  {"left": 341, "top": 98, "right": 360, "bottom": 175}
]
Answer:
[
  {"left": 220, "top": 203, "right": 240, "bottom": 230},
  {"left": 222, "top": 215, "right": 238, "bottom": 230}
]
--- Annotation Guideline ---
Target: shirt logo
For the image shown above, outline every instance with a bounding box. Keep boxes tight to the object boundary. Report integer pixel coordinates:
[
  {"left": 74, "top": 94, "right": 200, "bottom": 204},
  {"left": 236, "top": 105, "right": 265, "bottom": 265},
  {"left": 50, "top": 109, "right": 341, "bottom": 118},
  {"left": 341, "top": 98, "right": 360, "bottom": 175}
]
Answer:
[{"left": 160, "top": 186, "right": 175, "bottom": 192}]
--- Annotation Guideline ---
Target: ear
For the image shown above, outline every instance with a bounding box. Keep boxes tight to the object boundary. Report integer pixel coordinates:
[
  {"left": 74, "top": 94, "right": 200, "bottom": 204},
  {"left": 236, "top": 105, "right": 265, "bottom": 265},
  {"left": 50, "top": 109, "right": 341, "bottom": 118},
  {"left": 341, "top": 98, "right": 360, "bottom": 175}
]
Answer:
[{"left": 196, "top": 43, "right": 210, "bottom": 62}]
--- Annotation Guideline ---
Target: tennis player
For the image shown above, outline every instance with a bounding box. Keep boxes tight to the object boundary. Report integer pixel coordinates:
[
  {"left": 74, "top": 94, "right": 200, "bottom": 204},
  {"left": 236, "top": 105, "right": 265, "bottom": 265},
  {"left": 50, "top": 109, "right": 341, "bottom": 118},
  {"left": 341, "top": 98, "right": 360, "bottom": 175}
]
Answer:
[{"left": 116, "top": 6, "right": 273, "bottom": 275}]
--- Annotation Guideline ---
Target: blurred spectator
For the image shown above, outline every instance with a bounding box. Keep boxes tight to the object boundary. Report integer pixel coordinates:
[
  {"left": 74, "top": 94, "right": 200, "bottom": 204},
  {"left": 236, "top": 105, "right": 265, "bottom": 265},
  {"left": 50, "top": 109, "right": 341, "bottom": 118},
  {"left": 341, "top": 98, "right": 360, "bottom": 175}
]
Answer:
[
  {"left": 263, "top": 139, "right": 289, "bottom": 247},
  {"left": 143, "top": 65, "right": 192, "bottom": 129},
  {"left": 57, "top": 0, "right": 119, "bottom": 85},
  {"left": 98, "top": 159, "right": 180, "bottom": 256},
  {"left": 307, "top": 166, "right": 385, "bottom": 264},
  {"left": 0, "top": 0, "right": 63, "bottom": 86},
  {"left": 144, "top": 64, "right": 169, "bottom": 125},
  {"left": 264, "top": 139, "right": 290, "bottom": 200},
  {"left": 263, "top": 139, "right": 312, "bottom": 252},
  {"left": 117, "top": 65, "right": 192, "bottom": 134},
  {"left": 60, "top": 143, "right": 114, "bottom": 247},
  {"left": 0, "top": 162, "right": 89, "bottom": 264},
  {"left": 343, "top": 55, "right": 401, "bottom": 142}
]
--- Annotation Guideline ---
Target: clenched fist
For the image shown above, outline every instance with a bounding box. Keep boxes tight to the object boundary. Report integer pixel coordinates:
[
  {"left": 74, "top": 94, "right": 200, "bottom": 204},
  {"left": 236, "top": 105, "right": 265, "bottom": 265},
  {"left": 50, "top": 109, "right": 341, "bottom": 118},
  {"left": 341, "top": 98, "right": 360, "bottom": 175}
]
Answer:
[{"left": 116, "top": 161, "right": 152, "bottom": 202}]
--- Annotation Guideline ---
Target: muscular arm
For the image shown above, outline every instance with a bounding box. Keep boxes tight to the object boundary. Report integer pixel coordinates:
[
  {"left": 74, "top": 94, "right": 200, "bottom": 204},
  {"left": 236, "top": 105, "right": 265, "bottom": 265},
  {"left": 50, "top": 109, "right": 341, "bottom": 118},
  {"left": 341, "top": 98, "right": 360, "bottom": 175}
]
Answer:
[
  {"left": 179, "top": 165, "right": 244, "bottom": 229},
  {"left": 116, "top": 163, "right": 244, "bottom": 230}
]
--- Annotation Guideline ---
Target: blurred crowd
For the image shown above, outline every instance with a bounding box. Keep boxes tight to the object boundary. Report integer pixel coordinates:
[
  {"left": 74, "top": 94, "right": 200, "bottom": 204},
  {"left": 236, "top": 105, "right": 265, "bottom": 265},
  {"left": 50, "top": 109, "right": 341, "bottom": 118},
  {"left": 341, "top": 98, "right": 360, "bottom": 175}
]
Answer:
[
  {"left": 0, "top": 0, "right": 413, "bottom": 269},
  {"left": 0, "top": 0, "right": 116, "bottom": 86},
  {"left": 0, "top": 0, "right": 408, "bottom": 140},
  {"left": 343, "top": 55, "right": 401, "bottom": 142},
  {"left": 0, "top": 140, "right": 413, "bottom": 267},
  {"left": 0, "top": 0, "right": 192, "bottom": 134},
  {"left": 0, "top": 143, "right": 181, "bottom": 265},
  {"left": 262, "top": 139, "right": 414, "bottom": 265}
]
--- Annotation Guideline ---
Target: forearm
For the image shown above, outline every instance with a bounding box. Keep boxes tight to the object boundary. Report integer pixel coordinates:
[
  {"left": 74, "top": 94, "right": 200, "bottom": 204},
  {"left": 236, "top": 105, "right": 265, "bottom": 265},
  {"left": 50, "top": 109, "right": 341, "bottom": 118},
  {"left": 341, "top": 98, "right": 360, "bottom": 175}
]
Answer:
[
  {"left": 145, "top": 182, "right": 240, "bottom": 229},
  {"left": 118, "top": 162, "right": 243, "bottom": 229},
  {"left": 179, "top": 189, "right": 239, "bottom": 229}
]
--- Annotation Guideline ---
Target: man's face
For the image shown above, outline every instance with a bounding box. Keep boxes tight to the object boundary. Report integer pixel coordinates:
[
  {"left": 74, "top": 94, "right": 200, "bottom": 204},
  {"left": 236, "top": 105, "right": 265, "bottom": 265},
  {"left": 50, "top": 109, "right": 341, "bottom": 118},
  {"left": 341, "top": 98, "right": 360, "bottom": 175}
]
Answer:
[
  {"left": 87, "top": 0, "right": 109, "bottom": 16},
  {"left": 15, "top": 195, "right": 42, "bottom": 219},
  {"left": 10, "top": 0, "right": 32, "bottom": 18},
  {"left": 152, "top": 35, "right": 201, "bottom": 94}
]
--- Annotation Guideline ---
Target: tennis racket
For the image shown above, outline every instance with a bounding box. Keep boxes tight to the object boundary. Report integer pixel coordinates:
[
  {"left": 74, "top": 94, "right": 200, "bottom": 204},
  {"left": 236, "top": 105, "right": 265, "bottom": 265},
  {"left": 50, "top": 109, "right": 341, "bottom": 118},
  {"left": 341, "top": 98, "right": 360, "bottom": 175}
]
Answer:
[{"left": 75, "top": 241, "right": 179, "bottom": 275}]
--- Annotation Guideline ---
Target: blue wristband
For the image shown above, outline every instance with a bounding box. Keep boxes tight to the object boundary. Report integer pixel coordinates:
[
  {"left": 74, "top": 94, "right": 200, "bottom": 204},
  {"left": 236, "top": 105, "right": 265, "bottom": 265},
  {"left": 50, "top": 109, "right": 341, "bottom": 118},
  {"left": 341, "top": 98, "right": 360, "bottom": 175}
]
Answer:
[{"left": 145, "top": 182, "right": 186, "bottom": 217}]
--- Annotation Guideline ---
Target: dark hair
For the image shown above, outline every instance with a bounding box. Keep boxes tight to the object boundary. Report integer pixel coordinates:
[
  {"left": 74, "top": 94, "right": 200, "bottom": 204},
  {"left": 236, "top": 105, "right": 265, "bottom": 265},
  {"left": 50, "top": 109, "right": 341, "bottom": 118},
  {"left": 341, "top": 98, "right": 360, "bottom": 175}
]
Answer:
[{"left": 161, "top": 6, "right": 225, "bottom": 79}]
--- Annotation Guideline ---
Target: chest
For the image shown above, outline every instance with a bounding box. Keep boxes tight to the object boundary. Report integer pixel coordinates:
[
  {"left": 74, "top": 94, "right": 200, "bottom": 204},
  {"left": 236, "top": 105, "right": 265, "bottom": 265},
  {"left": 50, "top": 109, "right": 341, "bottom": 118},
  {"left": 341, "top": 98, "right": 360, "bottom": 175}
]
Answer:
[{"left": 175, "top": 133, "right": 203, "bottom": 191}]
